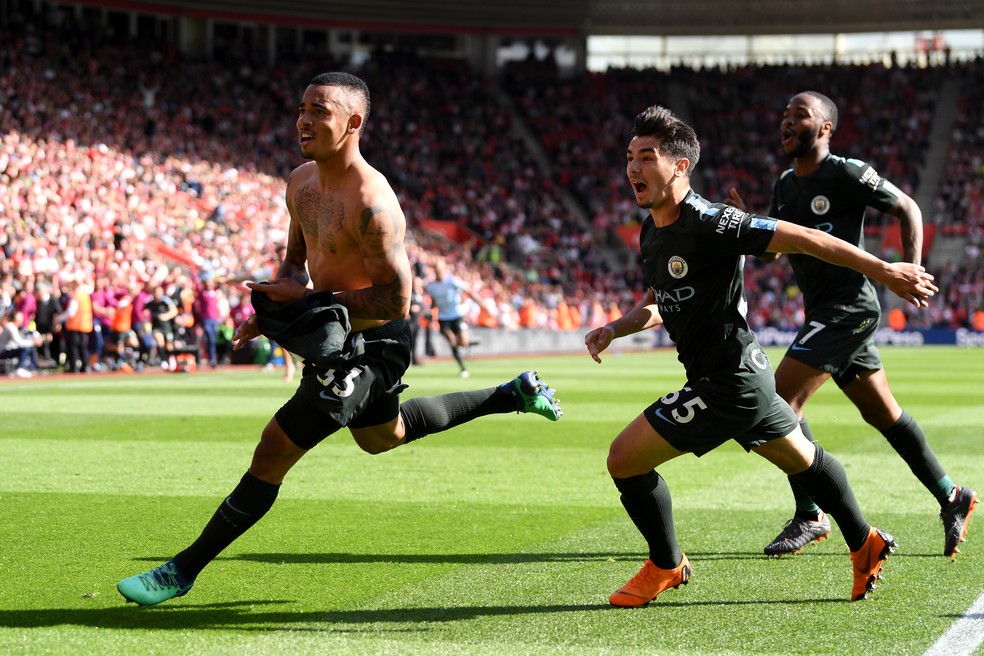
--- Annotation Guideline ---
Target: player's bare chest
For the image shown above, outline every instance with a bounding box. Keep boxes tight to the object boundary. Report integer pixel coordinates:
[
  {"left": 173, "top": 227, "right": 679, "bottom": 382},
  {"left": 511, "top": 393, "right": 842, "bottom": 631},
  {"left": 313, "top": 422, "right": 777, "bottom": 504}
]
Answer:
[{"left": 293, "top": 183, "right": 348, "bottom": 252}]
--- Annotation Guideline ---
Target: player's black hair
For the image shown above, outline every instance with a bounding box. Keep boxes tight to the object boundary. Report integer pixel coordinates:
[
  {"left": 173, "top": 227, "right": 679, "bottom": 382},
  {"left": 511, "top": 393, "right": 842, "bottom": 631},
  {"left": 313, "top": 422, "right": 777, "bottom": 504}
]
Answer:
[
  {"left": 630, "top": 105, "right": 700, "bottom": 176},
  {"left": 801, "top": 90, "right": 838, "bottom": 132},
  {"left": 308, "top": 71, "right": 371, "bottom": 133}
]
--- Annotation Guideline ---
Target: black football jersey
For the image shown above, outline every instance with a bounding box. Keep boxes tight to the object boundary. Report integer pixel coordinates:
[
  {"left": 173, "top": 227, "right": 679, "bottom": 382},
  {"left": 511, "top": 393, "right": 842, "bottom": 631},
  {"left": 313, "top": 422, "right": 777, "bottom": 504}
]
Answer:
[
  {"left": 769, "top": 154, "right": 902, "bottom": 311},
  {"left": 640, "top": 190, "right": 777, "bottom": 381}
]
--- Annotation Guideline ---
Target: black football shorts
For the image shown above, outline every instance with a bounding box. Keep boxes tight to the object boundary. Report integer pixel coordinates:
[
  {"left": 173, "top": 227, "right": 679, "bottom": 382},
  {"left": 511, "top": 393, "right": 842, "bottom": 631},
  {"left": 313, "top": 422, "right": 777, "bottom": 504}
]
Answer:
[
  {"left": 784, "top": 307, "right": 882, "bottom": 388},
  {"left": 275, "top": 319, "right": 411, "bottom": 449},
  {"left": 643, "top": 369, "right": 799, "bottom": 457}
]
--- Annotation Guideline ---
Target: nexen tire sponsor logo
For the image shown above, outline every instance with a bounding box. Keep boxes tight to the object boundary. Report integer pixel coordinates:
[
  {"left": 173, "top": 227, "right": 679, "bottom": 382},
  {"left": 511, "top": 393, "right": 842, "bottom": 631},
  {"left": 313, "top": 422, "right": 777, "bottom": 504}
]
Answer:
[
  {"left": 715, "top": 206, "right": 745, "bottom": 235},
  {"left": 859, "top": 167, "right": 882, "bottom": 191}
]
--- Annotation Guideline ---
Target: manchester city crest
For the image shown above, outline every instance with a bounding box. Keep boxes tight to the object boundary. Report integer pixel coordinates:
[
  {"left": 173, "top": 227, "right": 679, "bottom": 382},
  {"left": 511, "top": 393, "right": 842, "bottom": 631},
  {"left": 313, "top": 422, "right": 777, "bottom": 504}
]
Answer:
[
  {"left": 667, "top": 256, "right": 688, "bottom": 279},
  {"left": 811, "top": 195, "right": 831, "bottom": 215}
]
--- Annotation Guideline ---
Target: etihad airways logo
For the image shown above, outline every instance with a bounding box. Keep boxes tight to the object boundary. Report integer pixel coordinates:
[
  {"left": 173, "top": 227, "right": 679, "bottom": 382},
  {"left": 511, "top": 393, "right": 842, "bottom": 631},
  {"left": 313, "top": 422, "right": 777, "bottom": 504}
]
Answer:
[
  {"left": 653, "top": 286, "right": 696, "bottom": 313},
  {"left": 653, "top": 287, "right": 695, "bottom": 304}
]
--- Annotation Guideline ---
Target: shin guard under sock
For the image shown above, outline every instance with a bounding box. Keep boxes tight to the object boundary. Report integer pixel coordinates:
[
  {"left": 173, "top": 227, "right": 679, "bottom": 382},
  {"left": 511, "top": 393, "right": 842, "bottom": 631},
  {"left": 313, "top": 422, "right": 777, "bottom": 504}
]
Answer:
[
  {"left": 789, "top": 444, "right": 869, "bottom": 551},
  {"left": 400, "top": 387, "right": 514, "bottom": 442},
  {"left": 613, "top": 471, "right": 682, "bottom": 569},
  {"left": 881, "top": 410, "right": 954, "bottom": 506},
  {"left": 173, "top": 472, "right": 280, "bottom": 579}
]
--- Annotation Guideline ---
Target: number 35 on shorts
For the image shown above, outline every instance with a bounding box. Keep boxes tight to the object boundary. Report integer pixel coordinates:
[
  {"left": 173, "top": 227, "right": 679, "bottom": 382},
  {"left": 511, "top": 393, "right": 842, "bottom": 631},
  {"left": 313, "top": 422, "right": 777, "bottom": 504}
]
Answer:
[{"left": 657, "top": 386, "right": 708, "bottom": 424}]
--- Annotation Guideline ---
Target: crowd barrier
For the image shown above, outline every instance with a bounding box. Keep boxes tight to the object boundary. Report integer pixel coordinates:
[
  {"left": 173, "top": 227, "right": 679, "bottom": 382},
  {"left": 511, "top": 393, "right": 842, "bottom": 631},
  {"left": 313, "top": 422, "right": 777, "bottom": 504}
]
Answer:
[{"left": 434, "top": 326, "right": 984, "bottom": 359}]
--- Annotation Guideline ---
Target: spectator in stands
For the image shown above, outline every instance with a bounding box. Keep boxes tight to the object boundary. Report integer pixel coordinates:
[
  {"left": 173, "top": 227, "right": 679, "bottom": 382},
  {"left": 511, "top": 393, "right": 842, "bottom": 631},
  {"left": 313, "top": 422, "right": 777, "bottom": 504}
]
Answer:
[
  {"left": 90, "top": 275, "right": 118, "bottom": 371},
  {"left": 0, "top": 274, "right": 14, "bottom": 318},
  {"left": 973, "top": 308, "right": 984, "bottom": 332},
  {"left": 129, "top": 281, "right": 155, "bottom": 368},
  {"left": 32, "top": 280, "right": 61, "bottom": 366},
  {"left": 108, "top": 282, "right": 139, "bottom": 372},
  {"left": 193, "top": 273, "right": 222, "bottom": 367},
  {"left": 0, "top": 11, "right": 978, "bottom": 361},
  {"left": 147, "top": 284, "right": 179, "bottom": 370},
  {"left": 729, "top": 90, "right": 977, "bottom": 559},
  {"left": 1, "top": 309, "right": 40, "bottom": 377},
  {"left": 934, "top": 61, "right": 983, "bottom": 230},
  {"left": 14, "top": 279, "right": 37, "bottom": 328},
  {"left": 56, "top": 275, "right": 94, "bottom": 374},
  {"left": 214, "top": 316, "right": 236, "bottom": 365}
]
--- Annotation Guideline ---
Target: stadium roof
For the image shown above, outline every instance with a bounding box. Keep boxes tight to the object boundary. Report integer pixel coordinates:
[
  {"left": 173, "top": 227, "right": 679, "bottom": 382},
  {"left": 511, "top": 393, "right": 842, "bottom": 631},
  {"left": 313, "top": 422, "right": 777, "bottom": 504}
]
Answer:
[{"left": 76, "top": 0, "right": 984, "bottom": 36}]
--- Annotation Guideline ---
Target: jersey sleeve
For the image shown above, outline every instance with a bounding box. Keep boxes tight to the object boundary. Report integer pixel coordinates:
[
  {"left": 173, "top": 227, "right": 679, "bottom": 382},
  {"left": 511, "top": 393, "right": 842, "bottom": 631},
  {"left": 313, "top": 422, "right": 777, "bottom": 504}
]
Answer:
[
  {"left": 696, "top": 204, "right": 777, "bottom": 257},
  {"left": 841, "top": 157, "right": 902, "bottom": 214}
]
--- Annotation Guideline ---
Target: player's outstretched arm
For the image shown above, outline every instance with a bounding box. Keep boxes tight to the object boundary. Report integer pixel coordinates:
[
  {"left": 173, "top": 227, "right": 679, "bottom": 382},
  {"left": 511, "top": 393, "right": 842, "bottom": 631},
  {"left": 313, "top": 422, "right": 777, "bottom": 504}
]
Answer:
[{"left": 767, "top": 220, "right": 937, "bottom": 308}]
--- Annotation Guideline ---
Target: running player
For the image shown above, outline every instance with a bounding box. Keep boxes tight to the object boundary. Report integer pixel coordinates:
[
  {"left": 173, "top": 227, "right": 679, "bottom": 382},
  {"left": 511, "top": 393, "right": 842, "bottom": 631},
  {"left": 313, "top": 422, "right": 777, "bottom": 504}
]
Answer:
[
  {"left": 729, "top": 91, "right": 977, "bottom": 558},
  {"left": 116, "top": 72, "right": 563, "bottom": 606},
  {"left": 585, "top": 105, "right": 936, "bottom": 606}
]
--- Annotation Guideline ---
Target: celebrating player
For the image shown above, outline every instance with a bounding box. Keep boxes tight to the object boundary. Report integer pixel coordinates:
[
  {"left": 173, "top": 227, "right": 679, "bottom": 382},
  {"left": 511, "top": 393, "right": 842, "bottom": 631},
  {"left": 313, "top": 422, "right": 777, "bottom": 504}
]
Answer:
[
  {"left": 728, "top": 91, "right": 977, "bottom": 558},
  {"left": 585, "top": 105, "right": 936, "bottom": 606},
  {"left": 117, "top": 72, "right": 563, "bottom": 606}
]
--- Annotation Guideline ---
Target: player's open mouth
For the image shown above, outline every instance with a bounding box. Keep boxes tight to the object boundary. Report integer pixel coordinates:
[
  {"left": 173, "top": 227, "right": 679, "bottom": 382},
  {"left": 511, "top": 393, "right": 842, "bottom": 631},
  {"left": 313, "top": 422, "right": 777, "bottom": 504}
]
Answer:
[
  {"left": 299, "top": 132, "right": 315, "bottom": 144},
  {"left": 781, "top": 129, "right": 794, "bottom": 145},
  {"left": 632, "top": 181, "right": 648, "bottom": 193}
]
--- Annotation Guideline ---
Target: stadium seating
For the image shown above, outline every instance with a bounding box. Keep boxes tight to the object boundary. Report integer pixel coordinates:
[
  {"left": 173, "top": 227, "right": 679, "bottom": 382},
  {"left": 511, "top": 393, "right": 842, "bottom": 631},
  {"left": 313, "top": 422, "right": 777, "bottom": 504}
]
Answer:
[{"left": 1, "top": 6, "right": 981, "bottom": 373}]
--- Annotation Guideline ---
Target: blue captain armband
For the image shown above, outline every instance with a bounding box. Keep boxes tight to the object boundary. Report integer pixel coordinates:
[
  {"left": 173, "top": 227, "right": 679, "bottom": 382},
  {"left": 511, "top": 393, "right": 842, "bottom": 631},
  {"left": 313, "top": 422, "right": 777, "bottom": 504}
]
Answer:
[{"left": 750, "top": 217, "right": 777, "bottom": 232}]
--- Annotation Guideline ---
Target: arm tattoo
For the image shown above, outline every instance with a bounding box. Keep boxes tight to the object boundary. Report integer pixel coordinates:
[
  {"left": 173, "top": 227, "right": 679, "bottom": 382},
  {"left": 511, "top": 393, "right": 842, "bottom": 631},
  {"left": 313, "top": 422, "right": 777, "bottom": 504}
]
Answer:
[{"left": 343, "top": 206, "right": 410, "bottom": 320}]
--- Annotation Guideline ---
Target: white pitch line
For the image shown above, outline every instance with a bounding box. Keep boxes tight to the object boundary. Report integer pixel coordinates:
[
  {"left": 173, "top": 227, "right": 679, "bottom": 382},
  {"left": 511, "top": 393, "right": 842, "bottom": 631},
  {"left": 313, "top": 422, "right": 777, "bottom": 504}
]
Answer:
[{"left": 923, "top": 590, "right": 984, "bottom": 656}]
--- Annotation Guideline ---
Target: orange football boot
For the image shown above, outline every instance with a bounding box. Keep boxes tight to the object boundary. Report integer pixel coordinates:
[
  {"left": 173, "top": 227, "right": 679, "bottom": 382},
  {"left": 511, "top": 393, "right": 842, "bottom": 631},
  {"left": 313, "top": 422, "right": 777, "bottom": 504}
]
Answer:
[
  {"left": 609, "top": 554, "right": 691, "bottom": 607},
  {"left": 850, "top": 527, "right": 896, "bottom": 601}
]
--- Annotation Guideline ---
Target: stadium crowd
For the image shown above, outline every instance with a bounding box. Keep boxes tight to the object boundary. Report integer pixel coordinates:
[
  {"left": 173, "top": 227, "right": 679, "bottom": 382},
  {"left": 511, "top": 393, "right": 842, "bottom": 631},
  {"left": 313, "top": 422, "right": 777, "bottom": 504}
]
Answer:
[{"left": 1, "top": 5, "right": 982, "bottom": 377}]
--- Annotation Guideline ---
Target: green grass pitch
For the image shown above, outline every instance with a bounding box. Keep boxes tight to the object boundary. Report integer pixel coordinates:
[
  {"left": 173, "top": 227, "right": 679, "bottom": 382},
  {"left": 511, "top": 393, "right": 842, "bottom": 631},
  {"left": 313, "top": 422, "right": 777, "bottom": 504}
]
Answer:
[{"left": 0, "top": 346, "right": 981, "bottom": 655}]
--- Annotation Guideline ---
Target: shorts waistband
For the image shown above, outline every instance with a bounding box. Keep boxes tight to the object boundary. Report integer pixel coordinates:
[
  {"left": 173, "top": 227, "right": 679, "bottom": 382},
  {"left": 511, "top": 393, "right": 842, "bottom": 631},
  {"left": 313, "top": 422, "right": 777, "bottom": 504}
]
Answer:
[{"left": 358, "top": 319, "right": 407, "bottom": 340}]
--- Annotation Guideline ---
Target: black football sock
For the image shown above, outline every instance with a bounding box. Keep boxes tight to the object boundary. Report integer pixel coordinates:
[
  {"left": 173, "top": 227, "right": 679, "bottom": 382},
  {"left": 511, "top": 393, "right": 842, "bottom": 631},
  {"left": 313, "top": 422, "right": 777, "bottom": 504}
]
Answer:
[
  {"left": 172, "top": 472, "right": 280, "bottom": 580},
  {"left": 450, "top": 344, "right": 466, "bottom": 372},
  {"left": 400, "top": 387, "right": 514, "bottom": 442},
  {"left": 881, "top": 410, "right": 955, "bottom": 506},
  {"left": 788, "top": 417, "right": 822, "bottom": 519},
  {"left": 789, "top": 444, "right": 870, "bottom": 552},
  {"left": 613, "top": 470, "right": 683, "bottom": 570}
]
